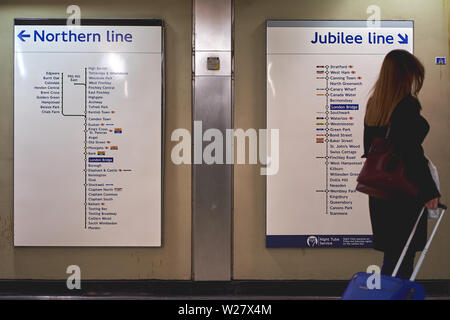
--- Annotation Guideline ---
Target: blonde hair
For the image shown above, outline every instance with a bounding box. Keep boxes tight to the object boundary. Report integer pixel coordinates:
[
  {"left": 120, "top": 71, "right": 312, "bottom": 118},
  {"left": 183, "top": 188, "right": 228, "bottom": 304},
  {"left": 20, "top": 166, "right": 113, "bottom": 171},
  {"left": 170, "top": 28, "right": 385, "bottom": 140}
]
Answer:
[{"left": 365, "top": 50, "right": 424, "bottom": 126}]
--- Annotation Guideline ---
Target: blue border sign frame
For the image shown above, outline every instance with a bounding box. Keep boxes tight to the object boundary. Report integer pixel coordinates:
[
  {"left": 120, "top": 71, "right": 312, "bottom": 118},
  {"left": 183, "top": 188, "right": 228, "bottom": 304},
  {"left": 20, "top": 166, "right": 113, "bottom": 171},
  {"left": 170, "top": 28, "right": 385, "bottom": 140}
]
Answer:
[{"left": 265, "top": 20, "right": 413, "bottom": 248}]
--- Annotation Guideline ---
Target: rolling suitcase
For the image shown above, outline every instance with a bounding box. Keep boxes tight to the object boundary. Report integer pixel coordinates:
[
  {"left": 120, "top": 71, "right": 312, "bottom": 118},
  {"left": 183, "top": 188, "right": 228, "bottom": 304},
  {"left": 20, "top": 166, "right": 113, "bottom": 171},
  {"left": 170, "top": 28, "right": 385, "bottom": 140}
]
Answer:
[{"left": 342, "top": 203, "right": 447, "bottom": 300}]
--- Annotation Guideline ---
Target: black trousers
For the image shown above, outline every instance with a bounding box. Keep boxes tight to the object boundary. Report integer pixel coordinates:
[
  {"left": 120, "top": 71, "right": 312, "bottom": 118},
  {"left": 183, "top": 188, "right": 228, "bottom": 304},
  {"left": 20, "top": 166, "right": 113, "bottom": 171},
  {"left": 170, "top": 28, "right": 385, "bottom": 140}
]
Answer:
[{"left": 381, "top": 249, "right": 416, "bottom": 279}]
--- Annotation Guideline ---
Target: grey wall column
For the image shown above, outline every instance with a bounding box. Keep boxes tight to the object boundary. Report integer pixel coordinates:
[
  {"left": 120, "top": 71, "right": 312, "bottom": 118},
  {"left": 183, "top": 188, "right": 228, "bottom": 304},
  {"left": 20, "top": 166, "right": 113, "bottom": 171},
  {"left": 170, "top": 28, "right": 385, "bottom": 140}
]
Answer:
[{"left": 192, "top": 0, "right": 233, "bottom": 281}]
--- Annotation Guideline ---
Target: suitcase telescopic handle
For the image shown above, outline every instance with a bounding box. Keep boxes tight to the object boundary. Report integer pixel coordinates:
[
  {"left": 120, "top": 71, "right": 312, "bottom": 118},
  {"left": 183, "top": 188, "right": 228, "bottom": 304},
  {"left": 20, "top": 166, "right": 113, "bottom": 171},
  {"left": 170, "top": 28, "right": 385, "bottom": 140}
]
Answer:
[
  {"left": 392, "top": 203, "right": 447, "bottom": 279},
  {"left": 409, "top": 203, "right": 446, "bottom": 281}
]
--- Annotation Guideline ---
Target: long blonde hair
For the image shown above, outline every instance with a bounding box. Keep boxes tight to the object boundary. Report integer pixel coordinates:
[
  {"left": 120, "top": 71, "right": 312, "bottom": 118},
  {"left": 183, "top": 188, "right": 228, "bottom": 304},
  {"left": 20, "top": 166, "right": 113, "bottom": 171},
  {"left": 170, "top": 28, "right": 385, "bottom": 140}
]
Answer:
[{"left": 365, "top": 50, "right": 424, "bottom": 126}]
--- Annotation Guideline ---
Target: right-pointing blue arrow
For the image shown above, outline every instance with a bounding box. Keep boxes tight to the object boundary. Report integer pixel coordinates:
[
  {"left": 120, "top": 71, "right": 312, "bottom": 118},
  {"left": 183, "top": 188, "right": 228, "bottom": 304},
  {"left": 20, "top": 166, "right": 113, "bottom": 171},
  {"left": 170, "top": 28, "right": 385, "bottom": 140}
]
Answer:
[
  {"left": 398, "top": 33, "right": 408, "bottom": 44},
  {"left": 18, "top": 30, "right": 30, "bottom": 42}
]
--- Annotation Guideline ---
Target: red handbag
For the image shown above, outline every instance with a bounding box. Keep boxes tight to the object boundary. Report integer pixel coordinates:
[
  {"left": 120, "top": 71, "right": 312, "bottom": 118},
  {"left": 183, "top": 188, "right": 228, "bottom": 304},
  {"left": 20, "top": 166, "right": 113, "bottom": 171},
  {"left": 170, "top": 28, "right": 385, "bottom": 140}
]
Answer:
[{"left": 356, "top": 125, "right": 419, "bottom": 200}]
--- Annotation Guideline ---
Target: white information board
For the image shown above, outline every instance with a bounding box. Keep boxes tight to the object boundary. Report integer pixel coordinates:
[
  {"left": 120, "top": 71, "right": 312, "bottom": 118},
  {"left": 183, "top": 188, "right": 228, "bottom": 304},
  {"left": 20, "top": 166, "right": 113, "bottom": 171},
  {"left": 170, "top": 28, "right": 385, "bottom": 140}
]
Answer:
[
  {"left": 266, "top": 21, "right": 413, "bottom": 248},
  {"left": 14, "top": 19, "right": 163, "bottom": 246}
]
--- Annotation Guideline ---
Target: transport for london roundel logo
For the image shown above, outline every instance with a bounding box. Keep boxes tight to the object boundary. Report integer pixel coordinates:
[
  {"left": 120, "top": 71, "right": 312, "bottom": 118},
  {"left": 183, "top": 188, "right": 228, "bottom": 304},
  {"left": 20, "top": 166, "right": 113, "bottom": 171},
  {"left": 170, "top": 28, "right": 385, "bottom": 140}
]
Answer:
[{"left": 307, "top": 236, "right": 318, "bottom": 247}]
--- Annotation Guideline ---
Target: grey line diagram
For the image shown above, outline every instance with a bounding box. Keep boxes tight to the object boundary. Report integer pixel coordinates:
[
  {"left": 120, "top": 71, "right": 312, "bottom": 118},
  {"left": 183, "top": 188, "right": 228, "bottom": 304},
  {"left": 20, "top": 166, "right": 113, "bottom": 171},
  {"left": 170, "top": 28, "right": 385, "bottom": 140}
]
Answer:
[{"left": 61, "top": 68, "right": 88, "bottom": 228}]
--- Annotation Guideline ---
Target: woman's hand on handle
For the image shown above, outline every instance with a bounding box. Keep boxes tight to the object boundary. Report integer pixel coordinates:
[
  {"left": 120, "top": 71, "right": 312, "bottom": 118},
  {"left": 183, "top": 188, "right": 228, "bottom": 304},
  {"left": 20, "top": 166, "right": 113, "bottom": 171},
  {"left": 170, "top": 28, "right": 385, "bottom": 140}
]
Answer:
[{"left": 425, "top": 197, "right": 439, "bottom": 210}]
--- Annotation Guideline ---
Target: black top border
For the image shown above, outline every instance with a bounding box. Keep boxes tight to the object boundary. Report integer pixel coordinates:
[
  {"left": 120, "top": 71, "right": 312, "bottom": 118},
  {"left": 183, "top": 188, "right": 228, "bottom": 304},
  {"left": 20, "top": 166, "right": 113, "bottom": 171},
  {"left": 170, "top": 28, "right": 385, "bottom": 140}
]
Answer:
[{"left": 14, "top": 18, "right": 163, "bottom": 26}]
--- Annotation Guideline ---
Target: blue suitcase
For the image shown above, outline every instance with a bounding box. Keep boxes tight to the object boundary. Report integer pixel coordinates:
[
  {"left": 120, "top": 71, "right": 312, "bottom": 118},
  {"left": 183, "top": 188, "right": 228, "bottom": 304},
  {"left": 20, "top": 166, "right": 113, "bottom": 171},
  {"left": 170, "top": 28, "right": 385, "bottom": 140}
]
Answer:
[
  {"left": 342, "top": 272, "right": 426, "bottom": 300},
  {"left": 342, "top": 204, "right": 446, "bottom": 300}
]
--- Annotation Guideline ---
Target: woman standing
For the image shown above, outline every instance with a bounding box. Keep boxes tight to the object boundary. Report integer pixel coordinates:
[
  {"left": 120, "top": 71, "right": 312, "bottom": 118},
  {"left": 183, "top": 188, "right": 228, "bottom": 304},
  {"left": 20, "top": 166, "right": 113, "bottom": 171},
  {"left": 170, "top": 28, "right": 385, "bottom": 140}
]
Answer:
[{"left": 363, "top": 49, "right": 440, "bottom": 279}]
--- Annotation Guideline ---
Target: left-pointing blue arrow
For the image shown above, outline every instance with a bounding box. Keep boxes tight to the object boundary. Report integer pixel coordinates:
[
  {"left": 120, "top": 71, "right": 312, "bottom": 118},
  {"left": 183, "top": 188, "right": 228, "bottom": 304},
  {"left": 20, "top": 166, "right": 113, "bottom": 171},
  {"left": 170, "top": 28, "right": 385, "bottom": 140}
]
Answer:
[{"left": 18, "top": 30, "right": 30, "bottom": 42}]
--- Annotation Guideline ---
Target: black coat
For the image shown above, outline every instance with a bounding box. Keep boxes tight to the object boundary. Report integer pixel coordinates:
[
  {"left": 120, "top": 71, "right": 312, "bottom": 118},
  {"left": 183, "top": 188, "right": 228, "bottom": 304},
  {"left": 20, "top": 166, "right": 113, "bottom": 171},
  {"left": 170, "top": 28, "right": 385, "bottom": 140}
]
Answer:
[{"left": 363, "top": 94, "right": 440, "bottom": 252}]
